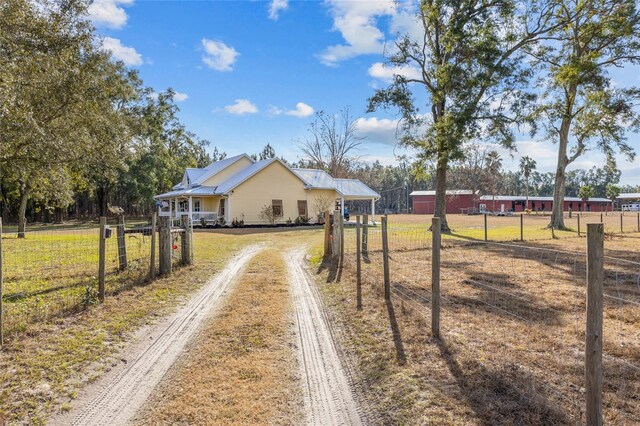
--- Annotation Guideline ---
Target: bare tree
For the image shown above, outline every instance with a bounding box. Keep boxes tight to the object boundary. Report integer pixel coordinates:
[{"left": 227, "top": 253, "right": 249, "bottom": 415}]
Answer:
[{"left": 298, "top": 108, "right": 363, "bottom": 178}]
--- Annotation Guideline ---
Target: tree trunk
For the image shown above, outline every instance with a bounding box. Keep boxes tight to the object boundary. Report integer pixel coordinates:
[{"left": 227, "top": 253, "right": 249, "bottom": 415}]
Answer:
[
  {"left": 551, "top": 126, "right": 570, "bottom": 229},
  {"left": 434, "top": 154, "right": 450, "bottom": 232},
  {"left": 18, "top": 183, "right": 30, "bottom": 238},
  {"left": 96, "top": 186, "right": 108, "bottom": 218}
]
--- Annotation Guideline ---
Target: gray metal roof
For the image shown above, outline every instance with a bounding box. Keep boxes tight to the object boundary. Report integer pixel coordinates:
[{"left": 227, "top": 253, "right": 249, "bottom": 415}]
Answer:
[
  {"left": 292, "top": 168, "right": 337, "bottom": 189},
  {"left": 618, "top": 193, "right": 640, "bottom": 199},
  {"left": 335, "top": 179, "right": 381, "bottom": 199},
  {"left": 214, "top": 158, "right": 281, "bottom": 194},
  {"left": 156, "top": 186, "right": 219, "bottom": 199},
  {"left": 192, "top": 154, "right": 253, "bottom": 186},
  {"left": 410, "top": 190, "right": 474, "bottom": 196}
]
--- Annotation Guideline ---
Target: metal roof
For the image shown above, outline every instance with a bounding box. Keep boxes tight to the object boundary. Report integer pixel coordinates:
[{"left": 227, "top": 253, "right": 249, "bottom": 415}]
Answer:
[
  {"left": 335, "top": 179, "right": 381, "bottom": 199},
  {"left": 155, "top": 186, "right": 219, "bottom": 199},
  {"left": 214, "top": 158, "right": 286, "bottom": 194},
  {"left": 618, "top": 193, "right": 640, "bottom": 199},
  {"left": 410, "top": 190, "right": 474, "bottom": 196},
  {"left": 292, "top": 168, "right": 337, "bottom": 189},
  {"left": 192, "top": 154, "right": 253, "bottom": 186}
]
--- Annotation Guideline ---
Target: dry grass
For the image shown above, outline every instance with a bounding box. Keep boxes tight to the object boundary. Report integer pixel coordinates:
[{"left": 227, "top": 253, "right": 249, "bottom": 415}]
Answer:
[
  {"left": 136, "top": 249, "right": 304, "bottom": 426},
  {"left": 313, "top": 228, "right": 640, "bottom": 425}
]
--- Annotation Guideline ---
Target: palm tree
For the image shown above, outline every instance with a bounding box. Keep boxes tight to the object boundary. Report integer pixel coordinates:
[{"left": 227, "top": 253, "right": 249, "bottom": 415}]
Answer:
[{"left": 519, "top": 156, "right": 537, "bottom": 211}]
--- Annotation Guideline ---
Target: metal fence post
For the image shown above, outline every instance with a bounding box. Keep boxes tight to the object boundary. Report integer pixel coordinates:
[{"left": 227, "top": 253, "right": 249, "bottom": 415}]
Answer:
[
  {"left": 150, "top": 213, "right": 157, "bottom": 279},
  {"left": 432, "top": 217, "right": 441, "bottom": 339},
  {"left": 637, "top": 212, "right": 639, "bottom": 233},
  {"left": 484, "top": 213, "right": 488, "bottom": 242},
  {"left": 159, "top": 216, "right": 172, "bottom": 275},
  {"left": 117, "top": 215, "right": 127, "bottom": 271},
  {"left": 586, "top": 223, "right": 604, "bottom": 426},
  {"left": 98, "top": 217, "right": 106, "bottom": 302},
  {"left": 382, "top": 216, "right": 390, "bottom": 301},
  {"left": 0, "top": 218, "right": 4, "bottom": 346},
  {"left": 356, "top": 216, "right": 362, "bottom": 310},
  {"left": 620, "top": 213, "right": 623, "bottom": 233}
]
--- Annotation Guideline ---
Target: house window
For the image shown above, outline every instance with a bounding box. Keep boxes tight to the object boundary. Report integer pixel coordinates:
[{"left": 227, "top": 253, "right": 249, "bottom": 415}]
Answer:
[
  {"left": 193, "top": 199, "right": 201, "bottom": 212},
  {"left": 297, "top": 200, "right": 308, "bottom": 217},
  {"left": 272, "top": 200, "right": 283, "bottom": 217},
  {"left": 219, "top": 199, "right": 226, "bottom": 217},
  {"left": 178, "top": 200, "right": 188, "bottom": 212}
]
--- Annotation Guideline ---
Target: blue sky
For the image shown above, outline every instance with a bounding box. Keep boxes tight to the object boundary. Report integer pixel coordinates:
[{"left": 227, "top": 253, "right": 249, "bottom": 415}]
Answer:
[{"left": 89, "top": 0, "right": 640, "bottom": 185}]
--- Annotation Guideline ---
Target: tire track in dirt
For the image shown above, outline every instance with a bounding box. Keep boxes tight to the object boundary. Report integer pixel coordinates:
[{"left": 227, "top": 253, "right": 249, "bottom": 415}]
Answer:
[
  {"left": 288, "top": 248, "right": 364, "bottom": 426},
  {"left": 55, "top": 245, "right": 263, "bottom": 426}
]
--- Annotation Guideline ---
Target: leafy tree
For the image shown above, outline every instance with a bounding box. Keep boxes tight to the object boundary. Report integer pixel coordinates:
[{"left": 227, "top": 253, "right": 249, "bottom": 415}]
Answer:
[
  {"left": 256, "top": 143, "right": 276, "bottom": 161},
  {"left": 531, "top": 0, "right": 640, "bottom": 228},
  {"left": 579, "top": 185, "right": 595, "bottom": 201},
  {"left": 367, "top": 0, "right": 559, "bottom": 231},
  {"left": 606, "top": 184, "right": 621, "bottom": 211},
  {"left": 519, "top": 156, "right": 537, "bottom": 210}
]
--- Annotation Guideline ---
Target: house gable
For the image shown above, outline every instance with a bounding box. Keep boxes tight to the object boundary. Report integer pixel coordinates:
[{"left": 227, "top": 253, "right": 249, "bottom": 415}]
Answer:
[{"left": 200, "top": 155, "right": 254, "bottom": 187}]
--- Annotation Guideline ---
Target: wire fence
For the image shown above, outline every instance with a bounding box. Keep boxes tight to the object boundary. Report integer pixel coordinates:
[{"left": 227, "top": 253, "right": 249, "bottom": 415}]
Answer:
[
  {"left": 342, "top": 218, "right": 639, "bottom": 424},
  {"left": 376, "top": 212, "right": 640, "bottom": 242},
  {"left": 0, "top": 217, "right": 191, "bottom": 342}
]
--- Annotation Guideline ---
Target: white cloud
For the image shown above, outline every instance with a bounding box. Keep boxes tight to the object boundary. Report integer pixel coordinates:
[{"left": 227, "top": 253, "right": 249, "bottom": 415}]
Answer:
[
  {"left": 354, "top": 117, "right": 401, "bottom": 145},
  {"left": 268, "top": 0, "right": 288, "bottom": 20},
  {"left": 368, "top": 62, "right": 421, "bottom": 82},
  {"left": 173, "top": 92, "right": 188, "bottom": 102},
  {"left": 224, "top": 99, "right": 258, "bottom": 115},
  {"left": 87, "top": 0, "right": 133, "bottom": 29},
  {"left": 101, "top": 37, "right": 142, "bottom": 66},
  {"left": 318, "top": 1, "right": 396, "bottom": 66},
  {"left": 270, "top": 102, "right": 315, "bottom": 118},
  {"left": 201, "top": 39, "right": 239, "bottom": 72}
]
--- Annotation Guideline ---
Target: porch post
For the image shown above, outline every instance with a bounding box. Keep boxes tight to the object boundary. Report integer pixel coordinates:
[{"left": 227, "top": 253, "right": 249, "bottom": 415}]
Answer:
[
  {"left": 371, "top": 198, "right": 376, "bottom": 222},
  {"left": 169, "top": 197, "right": 172, "bottom": 220},
  {"left": 341, "top": 197, "right": 345, "bottom": 216},
  {"left": 226, "top": 195, "right": 231, "bottom": 225},
  {"left": 188, "top": 196, "right": 193, "bottom": 223}
]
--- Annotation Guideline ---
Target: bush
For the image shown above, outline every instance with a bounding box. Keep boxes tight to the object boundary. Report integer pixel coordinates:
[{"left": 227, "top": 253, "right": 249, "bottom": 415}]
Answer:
[
  {"left": 295, "top": 215, "right": 310, "bottom": 225},
  {"left": 232, "top": 217, "right": 245, "bottom": 227},
  {"left": 200, "top": 217, "right": 207, "bottom": 227},
  {"left": 258, "top": 204, "right": 276, "bottom": 226},
  {"left": 217, "top": 216, "right": 226, "bottom": 227}
]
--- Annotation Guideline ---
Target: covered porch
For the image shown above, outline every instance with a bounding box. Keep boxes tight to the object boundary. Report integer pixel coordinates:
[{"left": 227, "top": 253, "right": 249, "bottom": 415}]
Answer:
[{"left": 155, "top": 188, "right": 228, "bottom": 226}]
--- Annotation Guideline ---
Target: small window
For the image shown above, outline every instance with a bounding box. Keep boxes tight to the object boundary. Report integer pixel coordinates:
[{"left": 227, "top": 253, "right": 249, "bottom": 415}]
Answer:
[
  {"left": 219, "top": 199, "right": 226, "bottom": 216},
  {"left": 178, "top": 200, "right": 188, "bottom": 212},
  {"left": 193, "top": 199, "right": 201, "bottom": 212},
  {"left": 297, "top": 200, "right": 307, "bottom": 217},
  {"left": 272, "top": 200, "right": 283, "bottom": 217}
]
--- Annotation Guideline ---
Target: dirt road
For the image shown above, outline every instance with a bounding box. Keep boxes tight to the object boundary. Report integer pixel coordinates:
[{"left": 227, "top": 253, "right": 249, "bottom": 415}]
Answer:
[
  {"left": 288, "top": 249, "right": 364, "bottom": 426},
  {"left": 52, "top": 245, "right": 263, "bottom": 426}
]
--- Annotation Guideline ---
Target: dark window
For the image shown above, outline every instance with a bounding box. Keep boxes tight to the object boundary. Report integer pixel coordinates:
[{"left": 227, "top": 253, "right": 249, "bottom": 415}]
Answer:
[
  {"left": 219, "top": 199, "right": 226, "bottom": 216},
  {"left": 272, "top": 200, "right": 283, "bottom": 217},
  {"left": 297, "top": 200, "right": 308, "bottom": 217}
]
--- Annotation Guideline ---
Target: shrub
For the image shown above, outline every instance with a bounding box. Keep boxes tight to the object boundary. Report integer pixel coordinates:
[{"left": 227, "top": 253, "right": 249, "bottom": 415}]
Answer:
[
  {"left": 295, "top": 215, "right": 310, "bottom": 225},
  {"left": 232, "top": 217, "right": 245, "bottom": 227},
  {"left": 217, "top": 216, "right": 226, "bottom": 227},
  {"left": 258, "top": 204, "right": 276, "bottom": 226}
]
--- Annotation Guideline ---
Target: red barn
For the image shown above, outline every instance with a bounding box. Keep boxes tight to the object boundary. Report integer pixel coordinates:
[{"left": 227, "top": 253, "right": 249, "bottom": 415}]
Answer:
[
  {"left": 410, "top": 190, "right": 476, "bottom": 214},
  {"left": 478, "top": 195, "right": 611, "bottom": 213}
]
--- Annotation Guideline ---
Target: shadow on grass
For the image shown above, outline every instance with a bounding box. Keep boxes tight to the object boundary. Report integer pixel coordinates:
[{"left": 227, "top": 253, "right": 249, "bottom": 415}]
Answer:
[
  {"left": 436, "top": 338, "right": 571, "bottom": 425},
  {"left": 385, "top": 298, "right": 407, "bottom": 366}
]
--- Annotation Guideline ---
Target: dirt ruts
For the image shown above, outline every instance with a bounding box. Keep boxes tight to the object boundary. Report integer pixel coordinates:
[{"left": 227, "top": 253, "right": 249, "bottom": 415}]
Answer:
[
  {"left": 51, "top": 245, "right": 263, "bottom": 426},
  {"left": 288, "top": 248, "right": 364, "bottom": 426}
]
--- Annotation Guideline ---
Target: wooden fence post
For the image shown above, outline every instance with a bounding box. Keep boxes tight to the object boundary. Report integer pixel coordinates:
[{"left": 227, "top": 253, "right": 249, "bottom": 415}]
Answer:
[
  {"left": 637, "top": 212, "right": 639, "bottom": 233},
  {"left": 586, "top": 223, "right": 604, "bottom": 426},
  {"left": 620, "top": 213, "right": 623, "bottom": 233},
  {"left": 181, "top": 216, "right": 193, "bottom": 265},
  {"left": 362, "top": 214, "right": 369, "bottom": 257},
  {"left": 324, "top": 211, "right": 331, "bottom": 257},
  {"left": 382, "top": 216, "right": 390, "bottom": 301},
  {"left": 150, "top": 213, "right": 157, "bottom": 279},
  {"left": 484, "top": 213, "right": 488, "bottom": 242},
  {"left": 356, "top": 216, "right": 362, "bottom": 310},
  {"left": 432, "top": 217, "right": 441, "bottom": 339},
  {"left": 600, "top": 213, "right": 603, "bottom": 223},
  {"left": 159, "top": 216, "right": 172, "bottom": 275},
  {"left": 520, "top": 214, "right": 524, "bottom": 242},
  {"left": 0, "top": 218, "right": 4, "bottom": 347},
  {"left": 339, "top": 214, "right": 345, "bottom": 269},
  {"left": 98, "top": 217, "right": 106, "bottom": 303},
  {"left": 578, "top": 214, "right": 581, "bottom": 237},
  {"left": 117, "top": 215, "right": 127, "bottom": 271}
]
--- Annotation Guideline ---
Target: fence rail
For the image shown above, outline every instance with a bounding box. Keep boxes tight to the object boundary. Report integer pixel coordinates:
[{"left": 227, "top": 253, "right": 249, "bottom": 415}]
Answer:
[
  {"left": 0, "top": 214, "right": 193, "bottom": 345},
  {"left": 335, "top": 214, "right": 639, "bottom": 424}
]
